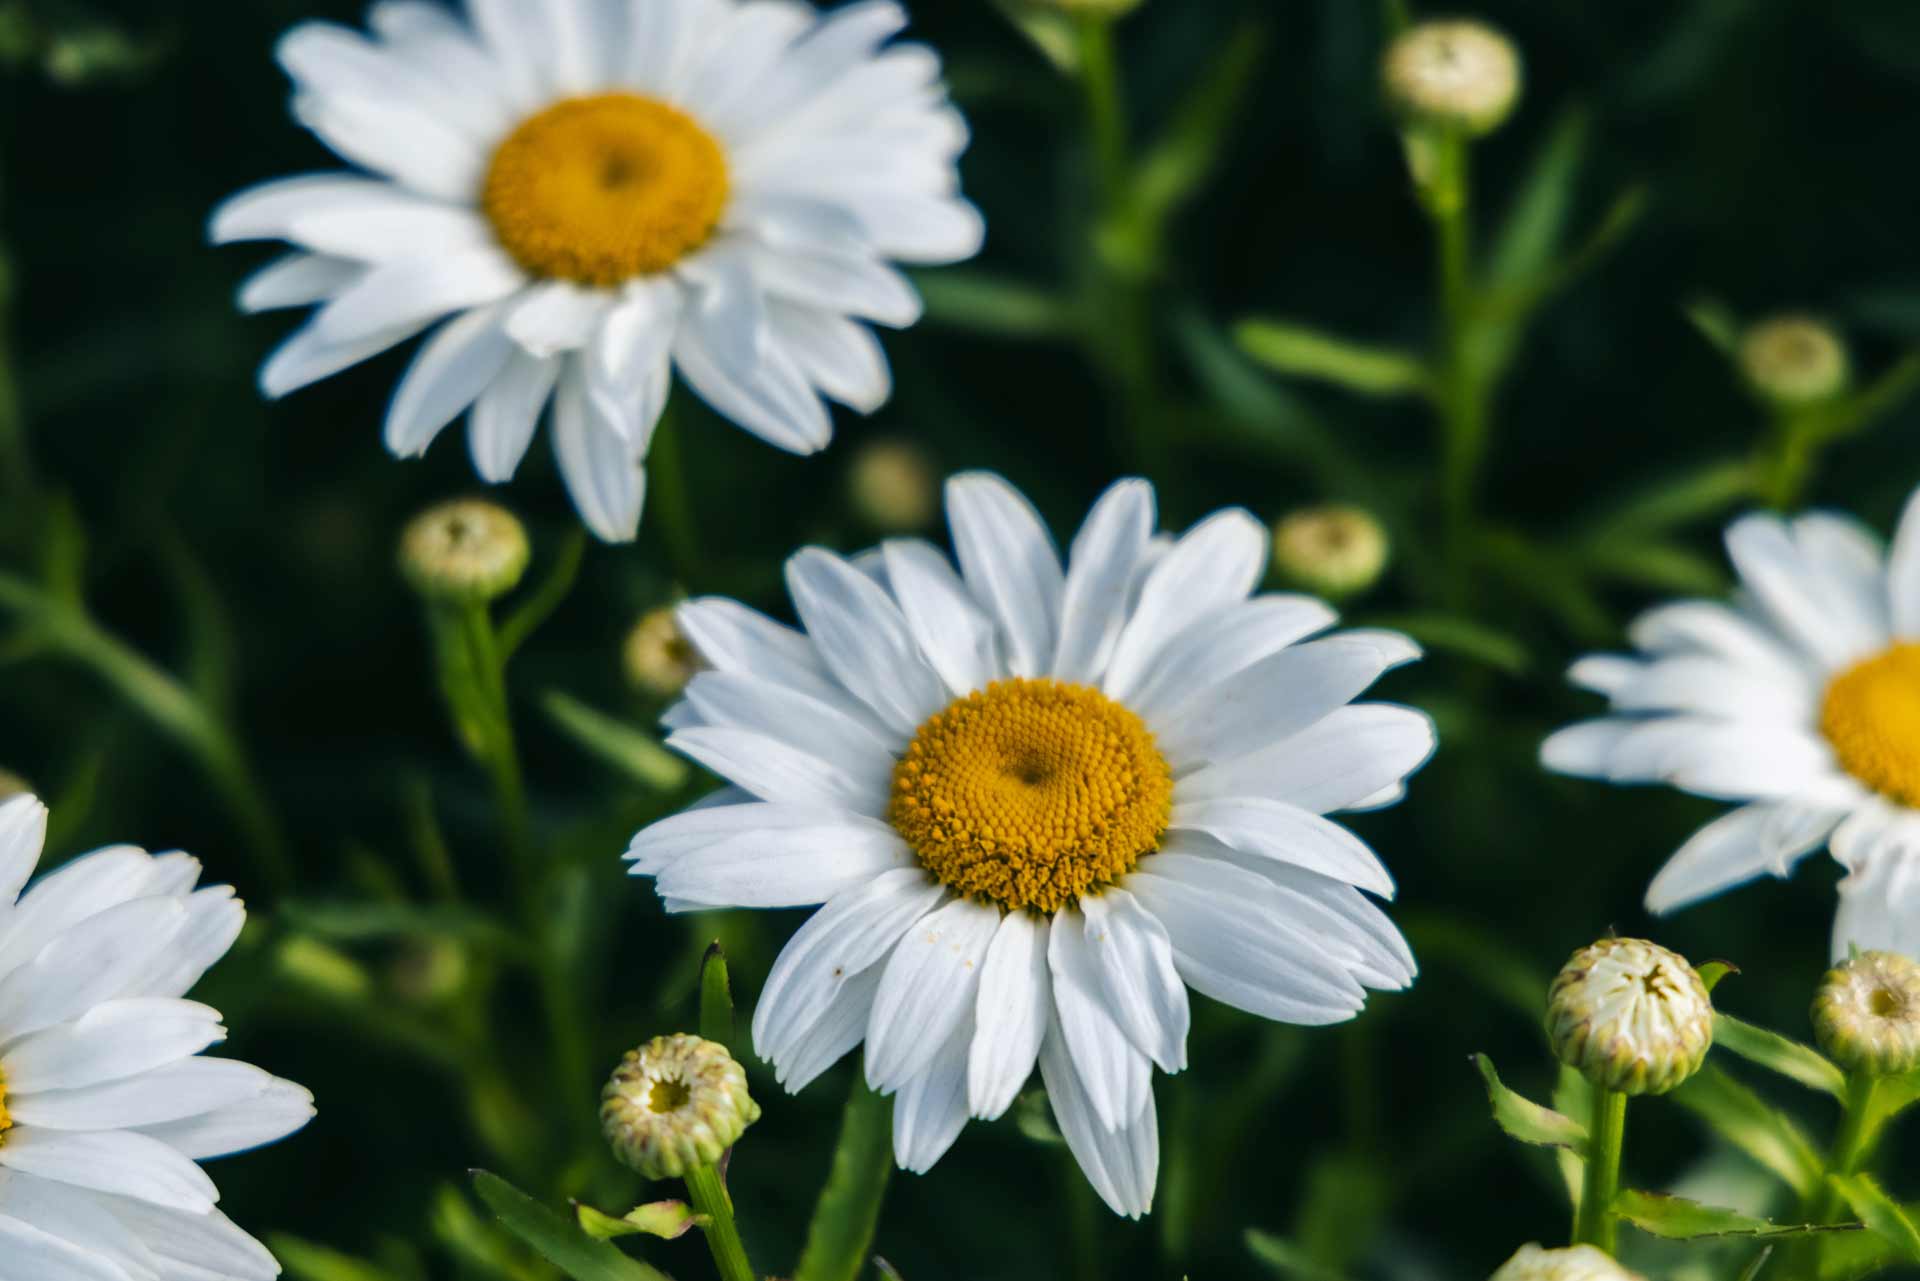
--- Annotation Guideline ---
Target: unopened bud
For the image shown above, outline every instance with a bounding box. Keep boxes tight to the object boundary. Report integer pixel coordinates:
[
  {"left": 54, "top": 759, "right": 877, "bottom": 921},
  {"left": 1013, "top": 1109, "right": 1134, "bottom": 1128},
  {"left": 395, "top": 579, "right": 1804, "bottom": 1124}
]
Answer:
[
  {"left": 1547, "top": 938, "right": 1712, "bottom": 1096},
  {"left": 1383, "top": 20, "right": 1521, "bottom": 138},
  {"left": 1491, "top": 1244, "right": 1643, "bottom": 1281},
  {"left": 1272, "top": 505, "right": 1390, "bottom": 600},
  {"left": 849, "top": 438, "right": 938, "bottom": 533},
  {"left": 399, "top": 499, "right": 529, "bottom": 604},
  {"left": 1739, "top": 315, "right": 1850, "bottom": 407},
  {"left": 625, "top": 607, "right": 704, "bottom": 700},
  {"left": 602, "top": 1034, "right": 761, "bottom": 1180},
  {"left": 1812, "top": 950, "right": 1920, "bottom": 1077}
]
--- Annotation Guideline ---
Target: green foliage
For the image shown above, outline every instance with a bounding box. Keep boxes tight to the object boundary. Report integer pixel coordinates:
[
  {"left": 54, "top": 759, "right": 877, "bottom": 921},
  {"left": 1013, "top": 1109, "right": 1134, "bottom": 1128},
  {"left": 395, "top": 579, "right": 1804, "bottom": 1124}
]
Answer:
[
  {"left": 795, "top": 1076, "right": 896, "bottom": 1281},
  {"left": 1474, "top": 1053, "right": 1589, "bottom": 1154},
  {"left": 1611, "top": 1190, "right": 1846, "bottom": 1241},
  {"left": 1829, "top": 1175, "right": 1920, "bottom": 1263},
  {"left": 1234, "top": 320, "right": 1431, "bottom": 399},
  {"left": 471, "top": 1172, "right": 671, "bottom": 1281},
  {"left": 1712, "top": 1013, "right": 1847, "bottom": 1098},
  {"left": 1670, "top": 1069, "right": 1825, "bottom": 1198}
]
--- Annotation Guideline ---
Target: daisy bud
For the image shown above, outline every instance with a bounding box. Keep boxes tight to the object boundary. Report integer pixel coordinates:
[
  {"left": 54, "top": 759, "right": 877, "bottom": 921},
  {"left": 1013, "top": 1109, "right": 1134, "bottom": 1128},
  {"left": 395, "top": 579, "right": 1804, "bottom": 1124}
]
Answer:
[
  {"left": 849, "top": 438, "right": 938, "bottom": 533},
  {"left": 1271, "top": 505, "right": 1390, "bottom": 600},
  {"left": 399, "top": 499, "right": 530, "bottom": 604},
  {"left": 625, "top": 607, "right": 704, "bottom": 700},
  {"left": 1812, "top": 950, "right": 1920, "bottom": 1077},
  {"left": 602, "top": 1034, "right": 761, "bottom": 1180},
  {"left": 1383, "top": 20, "right": 1522, "bottom": 138},
  {"left": 1739, "top": 314, "right": 1851, "bottom": 407},
  {"left": 1547, "top": 938, "right": 1713, "bottom": 1096},
  {"left": 1490, "top": 1244, "right": 1643, "bottom": 1281}
]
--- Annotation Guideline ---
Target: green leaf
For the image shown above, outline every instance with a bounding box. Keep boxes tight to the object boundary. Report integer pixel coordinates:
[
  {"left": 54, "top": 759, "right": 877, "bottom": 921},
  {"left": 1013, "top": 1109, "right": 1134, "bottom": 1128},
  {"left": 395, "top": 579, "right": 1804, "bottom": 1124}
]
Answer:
[
  {"left": 499, "top": 529, "right": 587, "bottom": 657},
  {"left": 471, "top": 1171, "right": 671, "bottom": 1281},
  {"left": 1712, "top": 1013, "right": 1846, "bottom": 1098},
  {"left": 1670, "top": 1068, "right": 1824, "bottom": 1197},
  {"left": 1687, "top": 297, "right": 1742, "bottom": 355},
  {"left": 794, "top": 1073, "right": 896, "bottom": 1281},
  {"left": 986, "top": 0, "right": 1077, "bottom": 73},
  {"left": 1014, "top": 1089, "right": 1065, "bottom": 1146},
  {"left": 278, "top": 900, "right": 522, "bottom": 952},
  {"left": 270, "top": 1236, "right": 405, "bottom": 1281},
  {"left": 1578, "top": 459, "right": 1757, "bottom": 541},
  {"left": 1581, "top": 539, "right": 1729, "bottom": 595},
  {"left": 1554, "top": 1066, "right": 1593, "bottom": 1211},
  {"left": 1474, "top": 1054, "right": 1589, "bottom": 1154},
  {"left": 1365, "top": 613, "right": 1530, "bottom": 675},
  {"left": 1698, "top": 960, "right": 1740, "bottom": 993},
  {"left": 1487, "top": 111, "right": 1590, "bottom": 291},
  {"left": 1862, "top": 1067, "right": 1920, "bottom": 1140},
  {"left": 699, "top": 942, "right": 733, "bottom": 1045},
  {"left": 915, "top": 270, "right": 1077, "bottom": 340},
  {"left": 542, "top": 691, "right": 690, "bottom": 791},
  {"left": 1829, "top": 1174, "right": 1920, "bottom": 1262},
  {"left": 1131, "top": 23, "right": 1268, "bottom": 241},
  {"left": 1234, "top": 319, "right": 1431, "bottom": 399},
  {"left": 1613, "top": 1189, "right": 1849, "bottom": 1240},
  {"left": 1245, "top": 1230, "right": 1354, "bottom": 1281},
  {"left": 576, "top": 1201, "right": 705, "bottom": 1243}
]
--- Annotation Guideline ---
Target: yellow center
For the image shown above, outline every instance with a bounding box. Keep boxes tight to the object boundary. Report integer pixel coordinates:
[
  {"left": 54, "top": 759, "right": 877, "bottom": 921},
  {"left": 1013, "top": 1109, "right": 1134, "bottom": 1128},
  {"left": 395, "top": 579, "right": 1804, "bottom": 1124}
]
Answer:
[
  {"left": 889, "top": 679, "right": 1174, "bottom": 913},
  {"left": 483, "top": 93, "right": 729, "bottom": 287},
  {"left": 0, "top": 1070, "right": 10, "bottom": 1140},
  {"left": 647, "top": 1077, "right": 691, "bottom": 1114},
  {"left": 1822, "top": 643, "right": 1920, "bottom": 808}
]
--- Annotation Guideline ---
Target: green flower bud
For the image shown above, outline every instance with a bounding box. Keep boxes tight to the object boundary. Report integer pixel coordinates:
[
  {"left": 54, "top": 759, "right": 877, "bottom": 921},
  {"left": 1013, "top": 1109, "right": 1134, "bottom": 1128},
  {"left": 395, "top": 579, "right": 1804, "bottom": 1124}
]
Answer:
[
  {"left": 399, "top": 499, "right": 530, "bottom": 604},
  {"left": 1490, "top": 1244, "right": 1643, "bottom": 1281},
  {"left": 1739, "top": 315, "right": 1851, "bottom": 407},
  {"left": 624, "top": 606, "right": 704, "bottom": 700},
  {"left": 1812, "top": 950, "right": 1920, "bottom": 1077},
  {"left": 1271, "top": 505, "right": 1390, "bottom": 600},
  {"left": 1547, "top": 938, "right": 1712, "bottom": 1096},
  {"left": 602, "top": 1034, "right": 761, "bottom": 1180},
  {"left": 1383, "top": 20, "right": 1522, "bottom": 138},
  {"left": 848, "top": 437, "right": 938, "bottom": 533}
]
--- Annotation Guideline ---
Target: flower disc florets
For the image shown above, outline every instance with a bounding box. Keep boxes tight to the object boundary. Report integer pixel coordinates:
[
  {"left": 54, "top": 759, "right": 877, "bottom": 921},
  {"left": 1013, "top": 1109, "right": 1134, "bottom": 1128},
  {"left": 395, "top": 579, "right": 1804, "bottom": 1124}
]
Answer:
[
  {"left": 1547, "top": 938, "right": 1712, "bottom": 1095},
  {"left": 602, "top": 1034, "right": 760, "bottom": 1180},
  {"left": 1812, "top": 950, "right": 1920, "bottom": 1077}
]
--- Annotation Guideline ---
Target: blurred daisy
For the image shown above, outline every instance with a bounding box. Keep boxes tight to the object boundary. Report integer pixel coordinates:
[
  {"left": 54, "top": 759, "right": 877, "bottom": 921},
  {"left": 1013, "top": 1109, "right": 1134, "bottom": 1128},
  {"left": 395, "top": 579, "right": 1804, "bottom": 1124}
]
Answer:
[
  {"left": 212, "top": 0, "right": 982, "bottom": 542},
  {"left": 626, "top": 474, "right": 1430, "bottom": 1216},
  {"left": 1543, "top": 484, "right": 1920, "bottom": 960},
  {"left": 0, "top": 794, "right": 312, "bottom": 1280}
]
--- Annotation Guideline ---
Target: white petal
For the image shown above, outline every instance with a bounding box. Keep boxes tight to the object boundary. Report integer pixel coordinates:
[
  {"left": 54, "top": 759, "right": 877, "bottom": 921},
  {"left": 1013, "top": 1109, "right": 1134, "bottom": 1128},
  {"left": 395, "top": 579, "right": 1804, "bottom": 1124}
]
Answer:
[
  {"left": 1103, "top": 509, "right": 1268, "bottom": 701},
  {"left": 945, "top": 472, "right": 1064, "bottom": 678},
  {"left": 208, "top": 174, "right": 395, "bottom": 245},
  {"left": 881, "top": 538, "right": 1001, "bottom": 699},
  {"left": 283, "top": 196, "right": 491, "bottom": 264},
  {"left": 0, "top": 794, "right": 46, "bottom": 907},
  {"left": 0, "top": 1129, "right": 215, "bottom": 1214},
  {"left": 1124, "top": 595, "right": 1337, "bottom": 722},
  {"left": 259, "top": 313, "right": 431, "bottom": 399},
  {"left": 766, "top": 302, "right": 892, "bottom": 413},
  {"left": 1587, "top": 718, "right": 1835, "bottom": 801},
  {"left": 237, "top": 253, "right": 361, "bottom": 312},
  {"left": 675, "top": 598, "right": 895, "bottom": 742},
  {"left": 891, "top": 1012, "right": 972, "bottom": 1174},
  {"left": 0, "top": 848, "right": 169, "bottom": 980},
  {"left": 1051, "top": 480, "right": 1155, "bottom": 685},
  {"left": 1187, "top": 847, "right": 1415, "bottom": 989},
  {"left": 96, "top": 1198, "right": 278, "bottom": 1281},
  {"left": 1038, "top": 1016, "right": 1157, "bottom": 1219},
  {"left": 552, "top": 359, "right": 646, "bottom": 543},
  {"left": 1645, "top": 801, "right": 1841, "bottom": 914},
  {"left": 1152, "top": 636, "right": 1398, "bottom": 769},
  {"left": 864, "top": 898, "right": 1000, "bottom": 1093},
  {"left": 384, "top": 302, "right": 515, "bottom": 457},
  {"left": 1167, "top": 797, "right": 1393, "bottom": 897},
  {"left": 0, "top": 896, "right": 186, "bottom": 1038},
  {"left": 1604, "top": 654, "right": 1813, "bottom": 725},
  {"left": 1890, "top": 483, "right": 1920, "bottom": 636},
  {"left": 9, "top": 1059, "right": 276, "bottom": 1131},
  {"left": 653, "top": 819, "right": 911, "bottom": 909},
  {"left": 1, "top": 1000, "right": 225, "bottom": 1094},
  {"left": 504, "top": 282, "right": 612, "bottom": 360},
  {"left": 1725, "top": 514, "right": 1880, "bottom": 670},
  {"left": 666, "top": 726, "right": 888, "bottom": 813},
  {"left": 0, "top": 1173, "right": 159, "bottom": 1281},
  {"left": 626, "top": 801, "right": 876, "bottom": 875},
  {"left": 1080, "top": 890, "right": 1187, "bottom": 1074},
  {"left": 1832, "top": 826, "right": 1920, "bottom": 961},
  {"left": 967, "top": 911, "right": 1049, "bottom": 1120},
  {"left": 0, "top": 1209, "right": 131, "bottom": 1281},
  {"left": 1627, "top": 600, "right": 1814, "bottom": 688},
  {"left": 122, "top": 888, "right": 244, "bottom": 1001},
  {"left": 743, "top": 243, "right": 922, "bottom": 327},
  {"left": 681, "top": 670, "right": 897, "bottom": 782},
  {"left": 784, "top": 548, "right": 948, "bottom": 736},
  {"left": 468, "top": 350, "right": 560, "bottom": 482},
  {"left": 1181, "top": 704, "right": 1436, "bottom": 814},
  {"left": 673, "top": 253, "right": 833, "bottom": 454},
  {"left": 135, "top": 1078, "right": 315, "bottom": 1160},
  {"left": 1541, "top": 718, "right": 1635, "bottom": 777},
  {"left": 290, "top": 91, "right": 484, "bottom": 202},
  {"left": 314, "top": 249, "right": 524, "bottom": 347},
  {"left": 1046, "top": 910, "right": 1153, "bottom": 1131}
]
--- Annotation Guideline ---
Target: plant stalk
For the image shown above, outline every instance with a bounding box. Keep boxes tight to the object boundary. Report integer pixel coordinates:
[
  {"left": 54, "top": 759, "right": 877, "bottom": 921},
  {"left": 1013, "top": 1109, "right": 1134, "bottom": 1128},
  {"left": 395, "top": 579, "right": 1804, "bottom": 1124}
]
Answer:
[
  {"left": 1573, "top": 1087, "right": 1626, "bottom": 1252},
  {"left": 685, "top": 1162, "right": 756, "bottom": 1281}
]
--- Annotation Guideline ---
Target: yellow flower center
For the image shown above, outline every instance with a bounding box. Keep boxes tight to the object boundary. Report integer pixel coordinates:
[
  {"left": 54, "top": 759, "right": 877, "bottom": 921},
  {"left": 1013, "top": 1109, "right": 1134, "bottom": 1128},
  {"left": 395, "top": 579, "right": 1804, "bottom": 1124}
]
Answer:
[
  {"left": 483, "top": 93, "right": 729, "bottom": 288},
  {"left": 647, "top": 1076, "right": 691, "bottom": 1114},
  {"left": 889, "top": 679, "right": 1174, "bottom": 913},
  {"left": 0, "top": 1070, "right": 10, "bottom": 1140},
  {"left": 1821, "top": 643, "right": 1920, "bottom": 808}
]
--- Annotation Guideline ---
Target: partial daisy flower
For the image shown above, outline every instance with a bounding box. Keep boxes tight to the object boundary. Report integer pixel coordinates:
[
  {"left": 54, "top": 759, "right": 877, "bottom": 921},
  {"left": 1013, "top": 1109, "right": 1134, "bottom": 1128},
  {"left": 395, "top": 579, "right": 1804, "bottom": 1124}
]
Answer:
[
  {"left": 625, "top": 473, "right": 1430, "bottom": 1216},
  {"left": 0, "top": 794, "right": 314, "bottom": 1279},
  {"left": 1543, "top": 483, "right": 1920, "bottom": 960},
  {"left": 212, "top": 0, "right": 983, "bottom": 542}
]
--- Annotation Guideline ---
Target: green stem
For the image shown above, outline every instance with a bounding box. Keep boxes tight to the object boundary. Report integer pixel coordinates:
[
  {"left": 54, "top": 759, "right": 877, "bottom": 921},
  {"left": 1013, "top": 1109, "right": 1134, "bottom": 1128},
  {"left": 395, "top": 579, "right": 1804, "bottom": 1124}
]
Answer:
[
  {"left": 684, "top": 1162, "right": 756, "bottom": 1281},
  {"left": 1427, "top": 129, "right": 1486, "bottom": 605},
  {"left": 0, "top": 573, "right": 291, "bottom": 893},
  {"left": 794, "top": 1074, "right": 894, "bottom": 1281},
  {"left": 646, "top": 404, "right": 702, "bottom": 589},
  {"left": 1810, "top": 1074, "right": 1878, "bottom": 1223},
  {"left": 1573, "top": 1088, "right": 1626, "bottom": 1252},
  {"left": 1758, "top": 410, "right": 1819, "bottom": 511}
]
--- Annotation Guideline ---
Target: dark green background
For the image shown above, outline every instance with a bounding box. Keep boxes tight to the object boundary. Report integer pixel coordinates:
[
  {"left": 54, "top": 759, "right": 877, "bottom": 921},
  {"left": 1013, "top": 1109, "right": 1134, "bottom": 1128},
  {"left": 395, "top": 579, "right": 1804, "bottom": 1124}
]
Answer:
[{"left": 4, "top": 0, "right": 1920, "bottom": 1277}]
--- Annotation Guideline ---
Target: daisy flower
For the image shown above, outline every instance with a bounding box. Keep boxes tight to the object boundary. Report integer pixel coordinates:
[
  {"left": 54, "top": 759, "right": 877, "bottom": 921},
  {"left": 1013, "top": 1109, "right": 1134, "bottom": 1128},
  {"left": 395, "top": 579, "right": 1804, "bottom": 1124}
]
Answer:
[
  {"left": 624, "top": 473, "right": 1430, "bottom": 1216},
  {"left": 0, "top": 794, "right": 313, "bottom": 1280},
  {"left": 1543, "top": 484, "right": 1920, "bottom": 960},
  {"left": 212, "top": 0, "right": 983, "bottom": 542}
]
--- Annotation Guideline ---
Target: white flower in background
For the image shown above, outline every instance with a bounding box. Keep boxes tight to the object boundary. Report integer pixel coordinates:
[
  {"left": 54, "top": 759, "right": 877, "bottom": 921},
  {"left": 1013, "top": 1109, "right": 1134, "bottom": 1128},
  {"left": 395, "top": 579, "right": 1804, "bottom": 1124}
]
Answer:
[
  {"left": 1543, "top": 483, "right": 1920, "bottom": 960},
  {"left": 0, "top": 795, "right": 312, "bottom": 1280},
  {"left": 212, "top": 0, "right": 983, "bottom": 543},
  {"left": 625, "top": 473, "right": 1430, "bottom": 1216}
]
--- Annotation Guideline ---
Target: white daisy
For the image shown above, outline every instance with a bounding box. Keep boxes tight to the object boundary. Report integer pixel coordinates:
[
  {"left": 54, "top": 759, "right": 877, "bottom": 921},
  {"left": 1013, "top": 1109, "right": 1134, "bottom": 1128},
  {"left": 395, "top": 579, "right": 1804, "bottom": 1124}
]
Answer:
[
  {"left": 212, "top": 0, "right": 983, "bottom": 543},
  {"left": 1543, "top": 483, "right": 1920, "bottom": 960},
  {"left": 0, "top": 794, "right": 313, "bottom": 1280},
  {"left": 624, "top": 473, "right": 1431, "bottom": 1216}
]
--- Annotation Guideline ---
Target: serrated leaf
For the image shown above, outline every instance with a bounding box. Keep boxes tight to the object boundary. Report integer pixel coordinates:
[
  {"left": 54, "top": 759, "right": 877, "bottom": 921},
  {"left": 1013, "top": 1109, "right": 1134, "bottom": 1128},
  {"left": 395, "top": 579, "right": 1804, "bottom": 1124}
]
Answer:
[
  {"left": 1671, "top": 1068, "right": 1824, "bottom": 1197},
  {"left": 1614, "top": 1189, "right": 1849, "bottom": 1240},
  {"left": 1830, "top": 1174, "right": 1920, "bottom": 1262},
  {"left": 1234, "top": 319, "right": 1431, "bottom": 399},
  {"left": 576, "top": 1202, "right": 704, "bottom": 1243},
  {"left": 1474, "top": 1054, "right": 1589, "bottom": 1154},
  {"left": 1698, "top": 960, "right": 1740, "bottom": 993},
  {"left": 471, "top": 1171, "right": 670, "bottom": 1281},
  {"left": 1713, "top": 1013, "right": 1846, "bottom": 1098}
]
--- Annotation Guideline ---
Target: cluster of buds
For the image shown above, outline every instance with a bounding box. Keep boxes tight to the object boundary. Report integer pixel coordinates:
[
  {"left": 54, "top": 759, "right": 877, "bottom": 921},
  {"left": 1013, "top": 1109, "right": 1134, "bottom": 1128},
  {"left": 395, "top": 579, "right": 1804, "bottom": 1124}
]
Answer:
[
  {"left": 1547, "top": 938, "right": 1713, "bottom": 1095},
  {"left": 1491, "top": 1244, "right": 1643, "bottom": 1281},
  {"left": 1812, "top": 950, "right": 1920, "bottom": 1077},
  {"left": 602, "top": 1034, "right": 761, "bottom": 1180}
]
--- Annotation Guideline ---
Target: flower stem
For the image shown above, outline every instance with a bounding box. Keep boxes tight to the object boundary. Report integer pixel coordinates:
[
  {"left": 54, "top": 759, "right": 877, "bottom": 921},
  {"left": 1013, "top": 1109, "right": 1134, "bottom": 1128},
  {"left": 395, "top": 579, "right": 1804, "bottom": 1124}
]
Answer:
[
  {"left": 647, "top": 402, "right": 703, "bottom": 589},
  {"left": 1573, "top": 1087, "right": 1626, "bottom": 1252},
  {"left": 684, "top": 1162, "right": 756, "bottom": 1281},
  {"left": 794, "top": 1075, "right": 894, "bottom": 1281},
  {"left": 1790, "top": 1074, "right": 1878, "bottom": 1280},
  {"left": 1425, "top": 129, "right": 1486, "bottom": 605}
]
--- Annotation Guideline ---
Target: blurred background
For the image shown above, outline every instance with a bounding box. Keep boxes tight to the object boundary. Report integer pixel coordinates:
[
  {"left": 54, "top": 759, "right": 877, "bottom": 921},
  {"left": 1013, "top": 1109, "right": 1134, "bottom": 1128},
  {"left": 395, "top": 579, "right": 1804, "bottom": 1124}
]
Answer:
[{"left": 4, "top": 0, "right": 1920, "bottom": 1277}]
